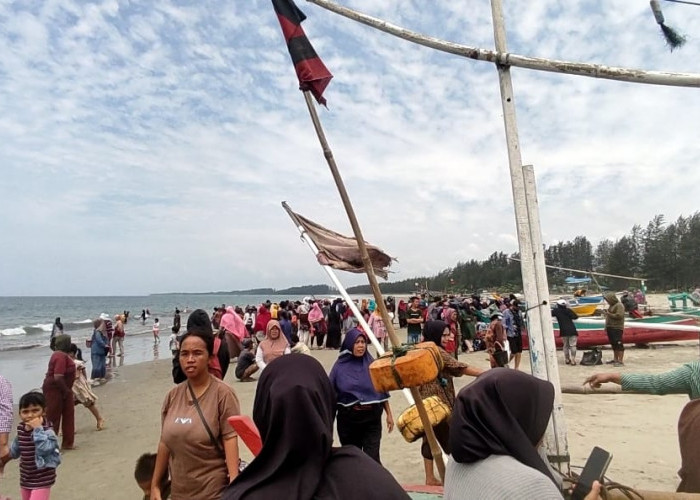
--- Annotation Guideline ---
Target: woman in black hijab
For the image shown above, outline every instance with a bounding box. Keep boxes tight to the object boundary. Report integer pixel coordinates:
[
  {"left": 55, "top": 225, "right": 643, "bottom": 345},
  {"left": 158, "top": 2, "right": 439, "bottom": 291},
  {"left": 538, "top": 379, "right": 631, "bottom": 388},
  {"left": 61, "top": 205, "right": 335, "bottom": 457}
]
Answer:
[
  {"left": 419, "top": 320, "right": 482, "bottom": 486},
  {"left": 445, "top": 369, "right": 600, "bottom": 499},
  {"left": 223, "top": 355, "right": 409, "bottom": 500}
]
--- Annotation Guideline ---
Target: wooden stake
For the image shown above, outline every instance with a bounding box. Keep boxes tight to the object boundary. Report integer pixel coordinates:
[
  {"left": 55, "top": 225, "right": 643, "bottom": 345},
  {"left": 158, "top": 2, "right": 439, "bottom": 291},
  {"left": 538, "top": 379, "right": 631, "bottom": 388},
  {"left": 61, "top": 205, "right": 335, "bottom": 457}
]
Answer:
[{"left": 301, "top": 90, "right": 446, "bottom": 482}]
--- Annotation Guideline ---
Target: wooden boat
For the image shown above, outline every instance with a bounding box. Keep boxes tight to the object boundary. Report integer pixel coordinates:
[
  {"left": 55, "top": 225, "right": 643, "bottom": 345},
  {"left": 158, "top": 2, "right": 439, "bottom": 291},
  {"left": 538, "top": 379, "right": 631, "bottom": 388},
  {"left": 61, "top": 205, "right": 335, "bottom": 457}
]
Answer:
[
  {"left": 522, "top": 309, "right": 700, "bottom": 349},
  {"left": 569, "top": 303, "right": 599, "bottom": 317},
  {"left": 576, "top": 294, "right": 603, "bottom": 304}
]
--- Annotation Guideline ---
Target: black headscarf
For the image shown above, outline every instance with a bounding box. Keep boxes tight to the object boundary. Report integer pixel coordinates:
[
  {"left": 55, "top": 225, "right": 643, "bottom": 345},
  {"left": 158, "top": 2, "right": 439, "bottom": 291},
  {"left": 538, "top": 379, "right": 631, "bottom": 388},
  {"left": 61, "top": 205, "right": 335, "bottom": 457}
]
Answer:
[
  {"left": 423, "top": 320, "right": 448, "bottom": 346},
  {"left": 223, "top": 355, "right": 409, "bottom": 500},
  {"left": 449, "top": 368, "right": 556, "bottom": 484}
]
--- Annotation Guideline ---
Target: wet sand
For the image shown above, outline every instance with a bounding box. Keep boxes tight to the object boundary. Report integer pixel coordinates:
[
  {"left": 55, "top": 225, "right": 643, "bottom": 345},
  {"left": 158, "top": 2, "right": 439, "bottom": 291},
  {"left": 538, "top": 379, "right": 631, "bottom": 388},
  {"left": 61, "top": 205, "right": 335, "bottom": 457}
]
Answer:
[{"left": 1, "top": 331, "right": 698, "bottom": 499}]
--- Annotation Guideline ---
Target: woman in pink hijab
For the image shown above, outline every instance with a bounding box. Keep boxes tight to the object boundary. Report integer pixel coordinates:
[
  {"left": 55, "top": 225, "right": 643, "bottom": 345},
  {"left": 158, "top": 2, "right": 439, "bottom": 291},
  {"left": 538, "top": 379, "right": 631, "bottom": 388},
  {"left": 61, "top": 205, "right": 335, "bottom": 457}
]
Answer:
[{"left": 220, "top": 306, "right": 247, "bottom": 358}]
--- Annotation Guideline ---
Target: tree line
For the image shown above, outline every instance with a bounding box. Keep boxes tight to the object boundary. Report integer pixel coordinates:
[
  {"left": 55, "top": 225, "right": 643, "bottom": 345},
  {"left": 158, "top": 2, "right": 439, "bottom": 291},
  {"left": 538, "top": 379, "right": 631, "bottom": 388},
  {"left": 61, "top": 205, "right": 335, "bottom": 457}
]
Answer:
[{"left": 346, "top": 212, "right": 700, "bottom": 295}]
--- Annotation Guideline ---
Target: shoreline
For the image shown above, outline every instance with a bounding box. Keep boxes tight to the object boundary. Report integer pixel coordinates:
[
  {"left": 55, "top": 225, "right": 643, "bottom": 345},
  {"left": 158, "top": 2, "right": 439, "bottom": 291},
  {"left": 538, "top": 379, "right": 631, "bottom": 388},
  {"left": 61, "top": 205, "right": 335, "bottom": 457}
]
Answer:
[{"left": 1, "top": 336, "right": 698, "bottom": 498}]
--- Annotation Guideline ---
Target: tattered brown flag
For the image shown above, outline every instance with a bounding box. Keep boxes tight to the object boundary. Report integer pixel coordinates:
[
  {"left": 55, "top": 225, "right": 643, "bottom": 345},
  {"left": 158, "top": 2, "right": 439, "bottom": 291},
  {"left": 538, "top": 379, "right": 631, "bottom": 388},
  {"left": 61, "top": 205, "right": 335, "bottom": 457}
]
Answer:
[{"left": 283, "top": 202, "right": 394, "bottom": 279}]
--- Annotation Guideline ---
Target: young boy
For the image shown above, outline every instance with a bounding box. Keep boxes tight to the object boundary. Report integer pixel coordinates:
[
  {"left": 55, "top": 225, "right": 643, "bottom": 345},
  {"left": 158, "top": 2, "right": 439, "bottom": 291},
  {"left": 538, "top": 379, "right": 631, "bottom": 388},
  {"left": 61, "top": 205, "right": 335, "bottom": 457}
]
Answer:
[
  {"left": 235, "top": 339, "right": 259, "bottom": 382},
  {"left": 152, "top": 318, "right": 160, "bottom": 345},
  {"left": 168, "top": 327, "right": 179, "bottom": 357},
  {"left": 135, "top": 452, "right": 170, "bottom": 500},
  {"left": 3, "top": 391, "right": 61, "bottom": 500}
]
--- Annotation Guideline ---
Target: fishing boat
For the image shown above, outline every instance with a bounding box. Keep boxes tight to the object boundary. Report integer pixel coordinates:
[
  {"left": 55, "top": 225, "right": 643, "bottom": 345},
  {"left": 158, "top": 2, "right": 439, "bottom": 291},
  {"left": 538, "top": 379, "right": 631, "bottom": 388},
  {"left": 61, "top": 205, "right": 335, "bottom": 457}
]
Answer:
[
  {"left": 576, "top": 294, "right": 603, "bottom": 304},
  {"left": 522, "top": 309, "right": 700, "bottom": 349},
  {"left": 569, "top": 302, "right": 599, "bottom": 317}
]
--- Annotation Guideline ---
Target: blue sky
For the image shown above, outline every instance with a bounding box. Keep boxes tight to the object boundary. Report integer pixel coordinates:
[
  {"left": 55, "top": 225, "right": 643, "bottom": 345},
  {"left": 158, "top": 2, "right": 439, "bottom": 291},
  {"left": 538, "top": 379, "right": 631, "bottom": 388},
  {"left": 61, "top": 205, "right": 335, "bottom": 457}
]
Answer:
[{"left": 1, "top": 0, "right": 699, "bottom": 296}]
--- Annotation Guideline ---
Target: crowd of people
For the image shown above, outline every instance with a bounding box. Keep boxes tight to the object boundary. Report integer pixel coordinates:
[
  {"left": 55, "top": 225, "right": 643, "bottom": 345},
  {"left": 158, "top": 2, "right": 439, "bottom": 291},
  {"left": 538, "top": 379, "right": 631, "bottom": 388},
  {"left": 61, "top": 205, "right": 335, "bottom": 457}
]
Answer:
[{"left": 1, "top": 292, "right": 698, "bottom": 499}]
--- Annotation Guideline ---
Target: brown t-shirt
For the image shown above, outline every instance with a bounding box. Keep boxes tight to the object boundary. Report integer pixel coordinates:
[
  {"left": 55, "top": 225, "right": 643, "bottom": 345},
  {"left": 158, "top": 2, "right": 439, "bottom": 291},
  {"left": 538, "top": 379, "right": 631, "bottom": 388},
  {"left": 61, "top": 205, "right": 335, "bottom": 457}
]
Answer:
[{"left": 161, "top": 376, "right": 240, "bottom": 500}]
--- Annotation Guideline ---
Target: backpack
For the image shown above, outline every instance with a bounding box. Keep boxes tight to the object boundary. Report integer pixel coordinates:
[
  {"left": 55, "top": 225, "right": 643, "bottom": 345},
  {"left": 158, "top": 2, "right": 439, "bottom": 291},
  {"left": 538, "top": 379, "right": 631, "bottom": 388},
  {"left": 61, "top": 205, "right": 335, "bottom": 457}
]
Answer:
[{"left": 580, "top": 348, "right": 603, "bottom": 366}]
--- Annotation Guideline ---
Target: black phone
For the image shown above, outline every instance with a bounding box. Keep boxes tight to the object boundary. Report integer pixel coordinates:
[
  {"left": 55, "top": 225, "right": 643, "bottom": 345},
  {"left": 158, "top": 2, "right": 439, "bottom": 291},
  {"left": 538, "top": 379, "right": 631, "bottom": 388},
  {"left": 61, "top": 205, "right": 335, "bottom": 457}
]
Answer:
[{"left": 571, "top": 446, "right": 612, "bottom": 500}]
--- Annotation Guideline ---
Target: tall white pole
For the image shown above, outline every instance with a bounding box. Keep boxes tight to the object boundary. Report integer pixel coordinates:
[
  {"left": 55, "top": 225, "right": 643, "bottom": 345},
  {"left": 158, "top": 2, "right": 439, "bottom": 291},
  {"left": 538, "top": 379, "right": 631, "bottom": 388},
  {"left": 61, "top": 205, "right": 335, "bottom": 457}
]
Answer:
[
  {"left": 490, "top": 0, "right": 568, "bottom": 471},
  {"left": 523, "top": 164, "right": 569, "bottom": 469}
]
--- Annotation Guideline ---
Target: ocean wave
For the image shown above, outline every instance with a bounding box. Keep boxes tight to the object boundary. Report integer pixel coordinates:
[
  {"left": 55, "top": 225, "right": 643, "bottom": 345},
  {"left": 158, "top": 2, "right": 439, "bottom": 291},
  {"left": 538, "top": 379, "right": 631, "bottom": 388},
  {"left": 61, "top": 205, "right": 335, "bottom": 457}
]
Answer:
[
  {"left": 31, "top": 323, "right": 54, "bottom": 332},
  {"left": 0, "top": 327, "right": 27, "bottom": 336}
]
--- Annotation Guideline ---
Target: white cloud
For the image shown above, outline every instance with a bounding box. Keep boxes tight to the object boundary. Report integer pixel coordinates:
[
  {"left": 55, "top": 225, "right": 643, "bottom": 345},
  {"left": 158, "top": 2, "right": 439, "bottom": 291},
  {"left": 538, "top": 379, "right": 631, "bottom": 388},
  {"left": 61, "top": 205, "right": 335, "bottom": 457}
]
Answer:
[{"left": 0, "top": 0, "right": 699, "bottom": 295}]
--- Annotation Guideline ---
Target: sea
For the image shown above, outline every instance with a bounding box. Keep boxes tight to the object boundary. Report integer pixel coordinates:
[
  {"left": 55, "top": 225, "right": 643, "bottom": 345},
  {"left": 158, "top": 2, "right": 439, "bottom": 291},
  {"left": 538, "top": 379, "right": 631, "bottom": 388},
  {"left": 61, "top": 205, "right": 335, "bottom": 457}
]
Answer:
[{"left": 0, "top": 294, "right": 318, "bottom": 401}]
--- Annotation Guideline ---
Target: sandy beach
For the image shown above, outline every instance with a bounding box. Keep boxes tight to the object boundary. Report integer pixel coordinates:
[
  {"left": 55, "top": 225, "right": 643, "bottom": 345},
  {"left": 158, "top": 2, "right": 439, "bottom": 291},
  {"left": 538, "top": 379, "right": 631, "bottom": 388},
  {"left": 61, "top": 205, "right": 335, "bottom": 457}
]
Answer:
[{"left": 1, "top": 329, "right": 698, "bottom": 499}]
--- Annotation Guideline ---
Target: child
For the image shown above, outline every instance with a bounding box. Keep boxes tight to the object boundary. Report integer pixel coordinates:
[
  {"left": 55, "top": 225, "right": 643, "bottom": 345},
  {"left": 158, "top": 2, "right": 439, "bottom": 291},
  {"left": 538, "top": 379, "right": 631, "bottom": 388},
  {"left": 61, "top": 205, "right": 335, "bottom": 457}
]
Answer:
[
  {"left": 152, "top": 318, "right": 160, "bottom": 345},
  {"left": 69, "top": 344, "right": 105, "bottom": 431},
  {"left": 4, "top": 391, "right": 61, "bottom": 500},
  {"left": 168, "top": 328, "right": 179, "bottom": 357},
  {"left": 134, "top": 452, "right": 170, "bottom": 500}
]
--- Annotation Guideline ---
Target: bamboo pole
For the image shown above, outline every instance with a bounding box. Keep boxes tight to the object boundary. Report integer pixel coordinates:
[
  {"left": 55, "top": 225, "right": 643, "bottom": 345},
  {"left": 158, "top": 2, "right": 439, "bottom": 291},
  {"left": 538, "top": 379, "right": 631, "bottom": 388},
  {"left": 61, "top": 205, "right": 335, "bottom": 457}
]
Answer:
[
  {"left": 606, "top": 492, "right": 700, "bottom": 500},
  {"left": 300, "top": 90, "right": 446, "bottom": 482},
  {"left": 305, "top": 0, "right": 700, "bottom": 87},
  {"left": 281, "top": 201, "right": 415, "bottom": 405},
  {"left": 561, "top": 385, "right": 625, "bottom": 395}
]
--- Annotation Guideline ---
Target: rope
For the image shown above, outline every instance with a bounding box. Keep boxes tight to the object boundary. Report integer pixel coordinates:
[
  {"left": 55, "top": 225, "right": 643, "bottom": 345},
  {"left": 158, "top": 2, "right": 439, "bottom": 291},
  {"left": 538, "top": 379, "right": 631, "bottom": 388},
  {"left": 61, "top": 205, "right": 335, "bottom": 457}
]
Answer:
[{"left": 565, "top": 470, "right": 644, "bottom": 500}]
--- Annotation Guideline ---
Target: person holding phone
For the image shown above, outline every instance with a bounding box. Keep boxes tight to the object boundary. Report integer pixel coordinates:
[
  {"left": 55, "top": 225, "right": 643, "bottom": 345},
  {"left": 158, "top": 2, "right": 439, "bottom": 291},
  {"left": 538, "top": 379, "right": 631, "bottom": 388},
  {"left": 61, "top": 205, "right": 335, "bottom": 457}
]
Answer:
[{"left": 444, "top": 369, "right": 602, "bottom": 499}]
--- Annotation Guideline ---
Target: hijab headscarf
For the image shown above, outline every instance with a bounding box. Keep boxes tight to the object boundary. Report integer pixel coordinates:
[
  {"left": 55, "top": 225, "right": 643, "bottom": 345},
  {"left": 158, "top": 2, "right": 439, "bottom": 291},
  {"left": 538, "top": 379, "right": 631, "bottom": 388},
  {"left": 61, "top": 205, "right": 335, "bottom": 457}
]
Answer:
[
  {"left": 449, "top": 369, "right": 556, "bottom": 484},
  {"left": 53, "top": 334, "right": 72, "bottom": 353},
  {"left": 254, "top": 305, "right": 271, "bottom": 333},
  {"left": 422, "top": 320, "right": 448, "bottom": 347},
  {"left": 259, "top": 320, "right": 289, "bottom": 364},
  {"left": 223, "top": 355, "right": 409, "bottom": 500},
  {"left": 329, "top": 328, "right": 389, "bottom": 406},
  {"left": 308, "top": 302, "right": 324, "bottom": 323},
  {"left": 677, "top": 399, "right": 700, "bottom": 493},
  {"left": 220, "top": 306, "right": 246, "bottom": 340}
]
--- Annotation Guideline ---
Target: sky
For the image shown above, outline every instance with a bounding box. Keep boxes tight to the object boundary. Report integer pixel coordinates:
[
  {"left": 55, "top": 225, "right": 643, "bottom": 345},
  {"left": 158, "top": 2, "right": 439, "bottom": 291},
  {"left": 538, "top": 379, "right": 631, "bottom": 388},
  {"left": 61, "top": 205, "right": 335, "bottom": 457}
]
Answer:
[{"left": 0, "top": 0, "right": 699, "bottom": 296}]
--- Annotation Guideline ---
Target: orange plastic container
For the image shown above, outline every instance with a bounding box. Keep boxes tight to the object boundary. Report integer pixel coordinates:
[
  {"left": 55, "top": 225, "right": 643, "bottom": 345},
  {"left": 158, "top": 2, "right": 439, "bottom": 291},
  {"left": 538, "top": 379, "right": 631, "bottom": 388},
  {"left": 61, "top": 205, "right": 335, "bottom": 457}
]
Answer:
[{"left": 369, "top": 342, "right": 443, "bottom": 392}]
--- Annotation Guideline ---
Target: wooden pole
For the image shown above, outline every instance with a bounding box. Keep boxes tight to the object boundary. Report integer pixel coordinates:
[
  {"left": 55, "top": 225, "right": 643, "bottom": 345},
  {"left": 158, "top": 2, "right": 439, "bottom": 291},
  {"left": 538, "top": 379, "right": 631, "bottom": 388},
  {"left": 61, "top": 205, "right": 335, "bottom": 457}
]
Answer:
[
  {"left": 306, "top": 0, "right": 700, "bottom": 87},
  {"left": 281, "top": 201, "right": 415, "bottom": 404},
  {"left": 522, "top": 164, "right": 569, "bottom": 467},
  {"left": 490, "top": 2, "right": 568, "bottom": 471},
  {"left": 301, "top": 90, "right": 446, "bottom": 482}
]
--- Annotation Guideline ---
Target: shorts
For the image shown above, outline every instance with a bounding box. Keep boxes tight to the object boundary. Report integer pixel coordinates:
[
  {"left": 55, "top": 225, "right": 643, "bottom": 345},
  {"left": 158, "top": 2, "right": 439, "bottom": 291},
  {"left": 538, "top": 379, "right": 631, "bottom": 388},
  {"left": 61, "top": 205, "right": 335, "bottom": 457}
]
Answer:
[
  {"left": 507, "top": 334, "right": 523, "bottom": 354},
  {"left": 606, "top": 327, "right": 624, "bottom": 352}
]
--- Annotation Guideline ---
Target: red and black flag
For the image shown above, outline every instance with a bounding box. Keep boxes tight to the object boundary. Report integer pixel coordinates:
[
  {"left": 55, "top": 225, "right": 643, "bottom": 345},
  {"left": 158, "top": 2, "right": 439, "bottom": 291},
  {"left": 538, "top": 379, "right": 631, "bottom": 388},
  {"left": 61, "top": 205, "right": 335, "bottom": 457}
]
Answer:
[{"left": 272, "top": 0, "right": 333, "bottom": 105}]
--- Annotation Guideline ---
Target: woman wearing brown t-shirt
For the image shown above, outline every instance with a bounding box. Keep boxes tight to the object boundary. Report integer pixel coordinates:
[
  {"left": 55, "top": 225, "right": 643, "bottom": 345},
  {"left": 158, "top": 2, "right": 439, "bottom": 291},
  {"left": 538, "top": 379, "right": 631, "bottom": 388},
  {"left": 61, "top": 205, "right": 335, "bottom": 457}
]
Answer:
[{"left": 151, "top": 315, "right": 240, "bottom": 500}]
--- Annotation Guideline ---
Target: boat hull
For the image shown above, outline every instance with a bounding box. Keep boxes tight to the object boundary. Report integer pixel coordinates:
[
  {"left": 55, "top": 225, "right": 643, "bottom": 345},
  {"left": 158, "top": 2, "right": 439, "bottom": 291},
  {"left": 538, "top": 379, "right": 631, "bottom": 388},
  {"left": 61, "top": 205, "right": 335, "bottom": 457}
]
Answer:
[
  {"left": 521, "top": 312, "right": 700, "bottom": 349},
  {"left": 576, "top": 295, "right": 603, "bottom": 304},
  {"left": 569, "top": 303, "right": 599, "bottom": 317}
]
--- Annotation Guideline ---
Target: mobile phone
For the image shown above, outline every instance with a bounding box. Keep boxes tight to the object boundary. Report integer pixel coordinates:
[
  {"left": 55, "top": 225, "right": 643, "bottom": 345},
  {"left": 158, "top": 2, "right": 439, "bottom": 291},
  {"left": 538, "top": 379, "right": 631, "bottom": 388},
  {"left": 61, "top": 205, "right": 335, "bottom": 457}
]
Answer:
[{"left": 571, "top": 446, "right": 612, "bottom": 500}]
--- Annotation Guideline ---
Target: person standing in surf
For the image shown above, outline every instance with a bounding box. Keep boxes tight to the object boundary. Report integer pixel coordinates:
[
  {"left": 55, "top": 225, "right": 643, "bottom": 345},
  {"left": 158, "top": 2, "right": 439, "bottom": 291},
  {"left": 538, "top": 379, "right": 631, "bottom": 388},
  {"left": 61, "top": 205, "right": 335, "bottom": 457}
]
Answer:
[{"left": 49, "top": 317, "right": 63, "bottom": 351}]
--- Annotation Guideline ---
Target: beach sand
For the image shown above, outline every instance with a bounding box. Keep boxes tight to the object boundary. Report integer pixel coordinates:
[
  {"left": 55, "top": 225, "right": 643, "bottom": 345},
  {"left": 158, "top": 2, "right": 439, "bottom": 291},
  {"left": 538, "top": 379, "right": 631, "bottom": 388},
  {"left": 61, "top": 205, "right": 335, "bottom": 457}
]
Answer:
[{"left": 1, "top": 332, "right": 698, "bottom": 499}]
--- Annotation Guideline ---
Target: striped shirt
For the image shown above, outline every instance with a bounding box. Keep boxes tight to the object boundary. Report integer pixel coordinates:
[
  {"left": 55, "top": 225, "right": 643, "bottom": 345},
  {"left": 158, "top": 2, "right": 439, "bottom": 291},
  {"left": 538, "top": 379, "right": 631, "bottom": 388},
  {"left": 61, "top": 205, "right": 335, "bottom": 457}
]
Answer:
[
  {"left": 16, "top": 421, "right": 57, "bottom": 489},
  {"left": 621, "top": 360, "right": 700, "bottom": 400},
  {"left": 0, "top": 375, "right": 12, "bottom": 433}
]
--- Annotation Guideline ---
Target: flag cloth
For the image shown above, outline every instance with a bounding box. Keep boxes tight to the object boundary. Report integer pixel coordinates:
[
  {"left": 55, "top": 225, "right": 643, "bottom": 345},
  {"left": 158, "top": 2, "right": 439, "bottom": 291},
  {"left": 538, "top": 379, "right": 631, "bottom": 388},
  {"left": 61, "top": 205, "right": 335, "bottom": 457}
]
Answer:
[
  {"left": 272, "top": 0, "right": 333, "bottom": 105},
  {"left": 284, "top": 204, "right": 394, "bottom": 279}
]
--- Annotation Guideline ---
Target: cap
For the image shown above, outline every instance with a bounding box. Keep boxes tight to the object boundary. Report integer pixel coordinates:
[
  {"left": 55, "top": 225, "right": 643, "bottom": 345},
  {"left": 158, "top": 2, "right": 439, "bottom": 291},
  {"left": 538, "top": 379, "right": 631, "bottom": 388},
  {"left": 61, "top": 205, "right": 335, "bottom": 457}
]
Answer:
[
  {"left": 99, "top": 313, "right": 110, "bottom": 321},
  {"left": 556, "top": 299, "right": 567, "bottom": 306}
]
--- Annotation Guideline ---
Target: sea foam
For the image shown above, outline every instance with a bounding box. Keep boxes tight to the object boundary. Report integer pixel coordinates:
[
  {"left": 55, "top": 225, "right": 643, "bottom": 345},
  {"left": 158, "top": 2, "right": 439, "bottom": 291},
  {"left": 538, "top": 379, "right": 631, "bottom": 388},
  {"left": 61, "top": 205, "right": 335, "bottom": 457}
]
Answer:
[{"left": 1, "top": 327, "right": 27, "bottom": 336}]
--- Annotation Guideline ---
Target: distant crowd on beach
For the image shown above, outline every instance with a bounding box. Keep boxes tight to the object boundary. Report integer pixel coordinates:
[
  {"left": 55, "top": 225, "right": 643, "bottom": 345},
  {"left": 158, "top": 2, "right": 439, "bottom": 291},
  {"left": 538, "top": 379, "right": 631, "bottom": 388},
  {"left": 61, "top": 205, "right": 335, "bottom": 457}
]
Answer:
[{"left": 2, "top": 290, "right": 700, "bottom": 499}]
